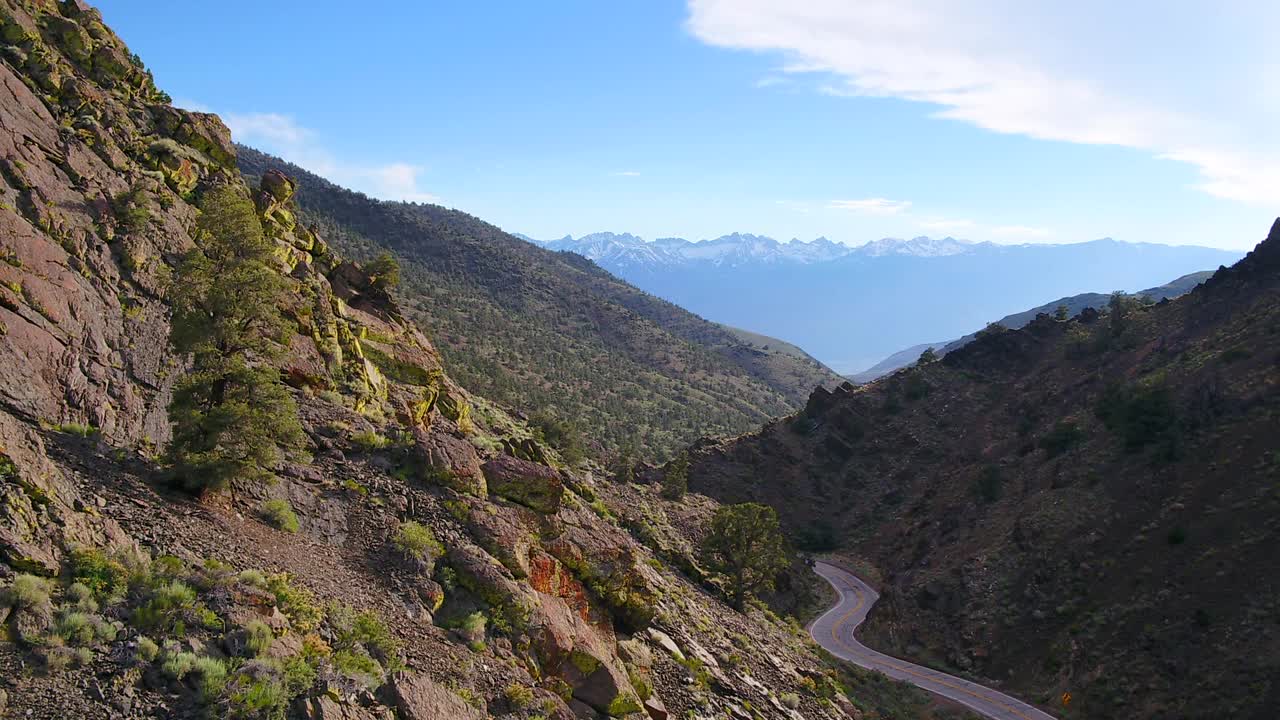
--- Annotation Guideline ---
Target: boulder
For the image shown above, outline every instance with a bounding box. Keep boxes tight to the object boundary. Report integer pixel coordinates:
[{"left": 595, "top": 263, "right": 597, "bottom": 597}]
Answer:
[
  {"left": 645, "top": 629, "right": 684, "bottom": 662},
  {"left": 292, "top": 695, "right": 388, "bottom": 720},
  {"left": 412, "top": 428, "right": 486, "bottom": 497},
  {"left": 502, "top": 436, "right": 552, "bottom": 465},
  {"left": 526, "top": 595, "right": 639, "bottom": 717},
  {"left": 465, "top": 502, "right": 539, "bottom": 578},
  {"left": 41, "top": 15, "right": 93, "bottom": 64},
  {"left": 642, "top": 695, "right": 669, "bottom": 720},
  {"left": 447, "top": 542, "right": 534, "bottom": 631},
  {"left": 482, "top": 455, "right": 564, "bottom": 513},
  {"left": 150, "top": 105, "right": 236, "bottom": 168},
  {"left": 380, "top": 672, "right": 483, "bottom": 720},
  {"left": 545, "top": 508, "right": 664, "bottom": 630},
  {"left": 261, "top": 169, "right": 297, "bottom": 202},
  {"left": 13, "top": 601, "right": 53, "bottom": 644},
  {"left": 415, "top": 578, "right": 445, "bottom": 613}
]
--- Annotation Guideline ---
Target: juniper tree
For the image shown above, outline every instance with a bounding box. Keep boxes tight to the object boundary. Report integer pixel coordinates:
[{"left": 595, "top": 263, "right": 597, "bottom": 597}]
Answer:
[
  {"left": 366, "top": 251, "right": 401, "bottom": 290},
  {"left": 166, "top": 184, "right": 303, "bottom": 491},
  {"left": 660, "top": 451, "right": 688, "bottom": 500},
  {"left": 701, "top": 502, "right": 789, "bottom": 611}
]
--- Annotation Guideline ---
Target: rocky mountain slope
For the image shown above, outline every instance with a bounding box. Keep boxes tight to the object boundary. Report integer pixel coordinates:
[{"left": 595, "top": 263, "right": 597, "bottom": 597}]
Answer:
[
  {"left": 851, "top": 270, "right": 1216, "bottom": 383},
  {"left": 682, "top": 221, "right": 1280, "bottom": 719},
  {"left": 539, "top": 232, "right": 1241, "bottom": 373},
  {"left": 0, "top": 3, "right": 952, "bottom": 719},
  {"left": 233, "top": 149, "right": 842, "bottom": 458}
]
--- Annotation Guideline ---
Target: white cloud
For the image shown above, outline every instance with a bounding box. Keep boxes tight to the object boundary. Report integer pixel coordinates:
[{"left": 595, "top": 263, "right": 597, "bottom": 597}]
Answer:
[
  {"left": 224, "top": 112, "right": 312, "bottom": 146},
  {"left": 611, "top": 170, "right": 641, "bottom": 177},
  {"left": 687, "top": 0, "right": 1280, "bottom": 205},
  {"left": 360, "top": 163, "right": 440, "bottom": 204},
  {"left": 222, "top": 110, "right": 440, "bottom": 204},
  {"left": 828, "top": 198, "right": 911, "bottom": 215}
]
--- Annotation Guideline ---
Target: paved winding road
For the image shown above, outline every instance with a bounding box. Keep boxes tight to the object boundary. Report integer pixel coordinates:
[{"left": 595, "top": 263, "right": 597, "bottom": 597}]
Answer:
[{"left": 810, "top": 561, "right": 1058, "bottom": 720}]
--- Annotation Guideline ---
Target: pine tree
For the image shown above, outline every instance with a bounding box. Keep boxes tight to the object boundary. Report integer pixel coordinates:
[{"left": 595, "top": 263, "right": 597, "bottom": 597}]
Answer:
[
  {"left": 700, "top": 502, "right": 789, "bottom": 610},
  {"left": 166, "top": 185, "right": 304, "bottom": 492}
]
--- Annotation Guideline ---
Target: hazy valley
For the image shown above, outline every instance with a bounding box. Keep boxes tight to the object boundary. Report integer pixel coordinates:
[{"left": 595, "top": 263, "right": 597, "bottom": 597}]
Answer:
[{"left": 534, "top": 233, "right": 1242, "bottom": 374}]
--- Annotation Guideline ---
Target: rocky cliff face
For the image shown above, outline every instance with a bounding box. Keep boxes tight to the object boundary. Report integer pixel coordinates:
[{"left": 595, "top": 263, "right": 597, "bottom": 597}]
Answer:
[
  {"left": 687, "top": 220, "right": 1280, "bottom": 719},
  {"left": 0, "top": 3, "right": 948, "bottom": 719}
]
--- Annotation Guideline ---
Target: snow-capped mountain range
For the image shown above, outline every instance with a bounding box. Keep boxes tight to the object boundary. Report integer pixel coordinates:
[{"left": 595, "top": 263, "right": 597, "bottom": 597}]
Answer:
[
  {"left": 521, "top": 231, "right": 979, "bottom": 270},
  {"left": 513, "top": 230, "right": 1242, "bottom": 373}
]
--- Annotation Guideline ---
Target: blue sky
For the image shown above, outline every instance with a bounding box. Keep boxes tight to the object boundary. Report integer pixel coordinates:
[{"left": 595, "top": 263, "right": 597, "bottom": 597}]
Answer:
[{"left": 97, "top": 1, "right": 1278, "bottom": 250}]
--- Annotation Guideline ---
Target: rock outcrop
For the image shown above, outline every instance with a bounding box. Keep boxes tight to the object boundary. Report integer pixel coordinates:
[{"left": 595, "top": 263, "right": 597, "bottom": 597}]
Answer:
[
  {"left": 482, "top": 454, "right": 564, "bottom": 513},
  {"left": 381, "top": 672, "right": 483, "bottom": 720}
]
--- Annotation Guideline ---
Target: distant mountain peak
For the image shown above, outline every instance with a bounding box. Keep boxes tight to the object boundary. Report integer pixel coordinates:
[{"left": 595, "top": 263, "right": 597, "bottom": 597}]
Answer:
[
  {"left": 854, "top": 236, "right": 978, "bottom": 257},
  {"left": 544, "top": 230, "right": 863, "bottom": 268}
]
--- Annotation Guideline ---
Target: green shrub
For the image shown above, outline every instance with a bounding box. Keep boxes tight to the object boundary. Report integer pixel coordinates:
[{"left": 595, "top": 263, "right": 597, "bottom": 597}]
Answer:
[
  {"left": 133, "top": 581, "right": 199, "bottom": 633},
  {"left": 458, "top": 611, "right": 486, "bottom": 636},
  {"left": 162, "top": 650, "right": 198, "bottom": 680},
  {"left": 504, "top": 683, "right": 535, "bottom": 709},
  {"left": 193, "top": 656, "right": 229, "bottom": 703},
  {"left": 393, "top": 521, "right": 443, "bottom": 560},
  {"left": 244, "top": 620, "right": 274, "bottom": 656},
  {"left": 781, "top": 692, "right": 801, "bottom": 709},
  {"left": 228, "top": 676, "right": 289, "bottom": 718},
  {"left": 349, "top": 430, "right": 392, "bottom": 451},
  {"left": 93, "top": 617, "right": 118, "bottom": 643},
  {"left": 237, "top": 569, "right": 268, "bottom": 588},
  {"left": 4, "top": 574, "right": 51, "bottom": 609},
  {"left": 608, "top": 692, "right": 643, "bottom": 715},
  {"left": 627, "top": 668, "right": 652, "bottom": 701},
  {"left": 266, "top": 574, "right": 322, "bottom": 632},
  {"left": 55, "top": 422, "right": 99, "bottom": 438},
  {"left": 196, "top": 558, "right": 239, "bottom": 590},
  {"left": 793, "top": 519, "right": 840, "bottom": 553},
  {"left": 277, "top": 654, "right": 319, "bottom": 695},
  {"left": 332, "top": 649, "right": 383, "bottom": 688},
  {"left": 44, "top": 646, "right": 80, "bottom": 671},
  {"left": 331, "top": 605, "right": 400, "bottom": 669},
  {"left": 528, "top": 410, "right": 586, "bottom": 465},
  {"left": 64, "top": 582, "right": 94, "bottom": 607},
  {"left": 972, "top": 465, "right": 1004, "bottom": 503},
  {"left": 1039, "top": 421, "right": 1085, "bottom": 458},
  {"left": 53, "top": 611, "right": 95, "bottom": 646},
  {"left": 259, "top": 499, "right": 299, "bottom": 533},
  {"left": 135, "top": 636, "right": 160, "bottom": 663},
  {"left": 1097, "top": 381, "right": 1181, "bottom": 454},
  {"left": 67, "top": 547, "right": 129, "bottom": 603}
]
